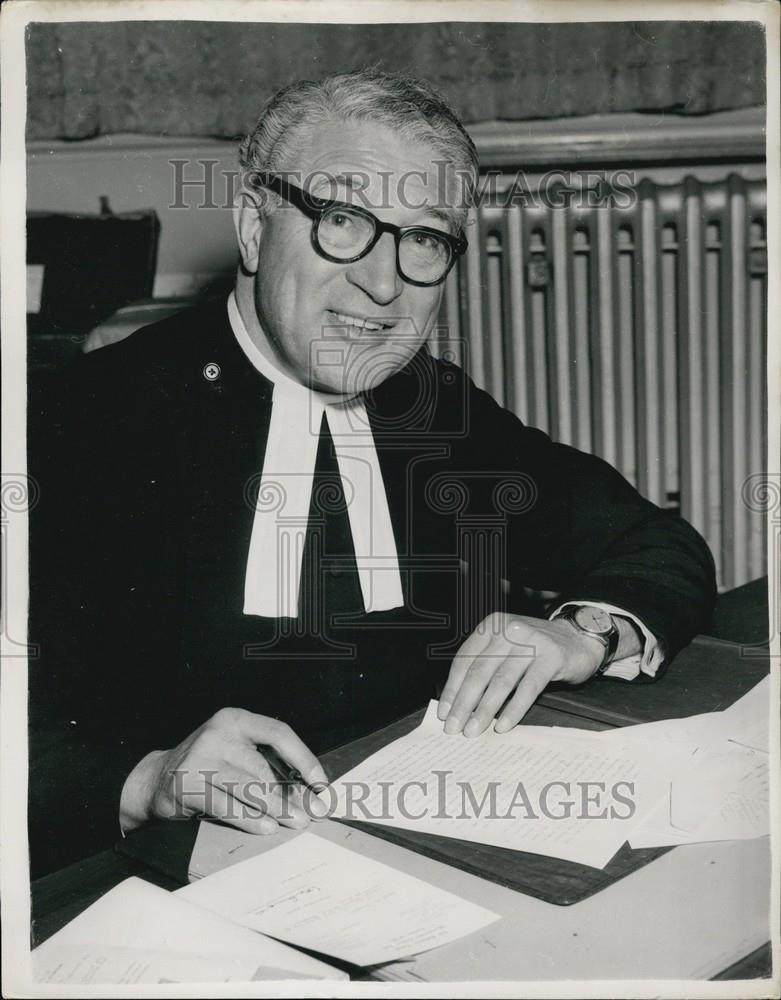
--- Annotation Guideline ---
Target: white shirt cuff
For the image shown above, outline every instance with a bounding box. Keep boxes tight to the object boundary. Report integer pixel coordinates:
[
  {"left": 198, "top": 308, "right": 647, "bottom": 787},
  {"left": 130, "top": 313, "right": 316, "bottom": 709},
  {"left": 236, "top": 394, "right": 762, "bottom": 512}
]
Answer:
[{"left": 550, "top": 601, "right": 665, "bottom": 680}]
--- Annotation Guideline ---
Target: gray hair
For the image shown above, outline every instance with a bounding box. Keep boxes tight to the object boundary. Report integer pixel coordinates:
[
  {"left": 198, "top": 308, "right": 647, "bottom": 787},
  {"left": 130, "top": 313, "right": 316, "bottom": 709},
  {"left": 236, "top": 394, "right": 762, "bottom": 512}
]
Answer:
[{"left": 238, "top": 69, "right": 478, "bottom": 227}]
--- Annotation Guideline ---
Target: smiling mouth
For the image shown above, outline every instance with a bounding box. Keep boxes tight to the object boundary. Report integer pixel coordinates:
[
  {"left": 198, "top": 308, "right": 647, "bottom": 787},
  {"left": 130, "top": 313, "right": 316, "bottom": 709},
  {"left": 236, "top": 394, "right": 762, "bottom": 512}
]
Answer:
[{"left": 326, "top": 309, "right": 395, "bottom": 334}]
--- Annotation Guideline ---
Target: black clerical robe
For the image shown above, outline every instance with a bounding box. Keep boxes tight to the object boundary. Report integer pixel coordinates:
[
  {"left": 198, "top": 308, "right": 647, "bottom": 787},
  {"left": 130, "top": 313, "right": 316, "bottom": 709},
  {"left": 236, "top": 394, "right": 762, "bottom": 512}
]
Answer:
[{"left": 28, "top": 296, "right": 717, "bottom": 874}]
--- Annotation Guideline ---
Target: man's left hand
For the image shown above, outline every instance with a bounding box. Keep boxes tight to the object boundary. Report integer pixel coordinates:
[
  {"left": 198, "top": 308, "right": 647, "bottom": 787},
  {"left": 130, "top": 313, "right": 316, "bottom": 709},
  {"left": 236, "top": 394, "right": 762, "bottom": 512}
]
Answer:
[{"left": 437, "top": 612, "right": 604, "bottom": 737}]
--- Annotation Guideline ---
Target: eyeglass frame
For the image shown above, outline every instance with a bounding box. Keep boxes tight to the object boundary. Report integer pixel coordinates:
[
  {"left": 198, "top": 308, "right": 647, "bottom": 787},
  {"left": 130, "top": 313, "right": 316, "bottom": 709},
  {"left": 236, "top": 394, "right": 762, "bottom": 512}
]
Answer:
[{"left": 250, "top": 171, "right": 468, "bottom": 287}]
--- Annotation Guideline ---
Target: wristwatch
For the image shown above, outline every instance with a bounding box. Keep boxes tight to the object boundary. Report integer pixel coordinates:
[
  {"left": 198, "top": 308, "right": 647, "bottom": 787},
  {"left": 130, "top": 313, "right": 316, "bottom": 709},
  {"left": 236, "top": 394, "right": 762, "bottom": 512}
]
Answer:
[{"left": 551, "top": 605, "right": 619, "bottom": 675}]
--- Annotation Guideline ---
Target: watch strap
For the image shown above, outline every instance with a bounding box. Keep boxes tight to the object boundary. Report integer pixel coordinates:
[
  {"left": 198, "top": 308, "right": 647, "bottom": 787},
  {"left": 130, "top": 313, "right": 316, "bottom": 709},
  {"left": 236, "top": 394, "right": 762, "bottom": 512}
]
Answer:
[{"left": 552, "top": 606, "right": 619, "bottom": 674}]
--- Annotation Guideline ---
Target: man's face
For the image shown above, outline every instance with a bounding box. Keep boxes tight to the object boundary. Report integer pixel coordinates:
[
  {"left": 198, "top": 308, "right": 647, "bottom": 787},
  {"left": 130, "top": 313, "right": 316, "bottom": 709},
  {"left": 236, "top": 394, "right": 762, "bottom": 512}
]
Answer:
[{"left": 237, "top": 119, "right": 459, "bottom": 394}]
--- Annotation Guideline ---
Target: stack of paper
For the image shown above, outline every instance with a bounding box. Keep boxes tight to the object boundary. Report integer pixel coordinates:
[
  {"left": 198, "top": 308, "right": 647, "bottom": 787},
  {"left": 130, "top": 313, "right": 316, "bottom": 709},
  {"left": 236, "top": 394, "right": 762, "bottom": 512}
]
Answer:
[
  {"left": 178, "top": 832, "right": 500, "bottom": 967},
  {"left": 319, "top": 678, "right": 771, "bottom": 867},
  {"left": 32, "top": 877, "right": 345, "bottom": 984},
  {"left": 603, "top": 676, "right": 771, "bottom": 849},
  {"left": 35, "top": 834, "right": 499, "bottom": 983},
  {"left": 318, "top": 701, "right": 682, "bottom": 868},
  {"left": 34, "top": 679, "right": 770, "bottom": 985}
]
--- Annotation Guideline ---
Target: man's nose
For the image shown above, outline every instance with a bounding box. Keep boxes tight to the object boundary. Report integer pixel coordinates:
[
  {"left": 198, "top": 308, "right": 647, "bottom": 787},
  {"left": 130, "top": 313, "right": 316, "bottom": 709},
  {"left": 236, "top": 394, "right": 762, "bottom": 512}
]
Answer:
[{"left": 345, "top": 232, "right": 404, "bottom": 306}]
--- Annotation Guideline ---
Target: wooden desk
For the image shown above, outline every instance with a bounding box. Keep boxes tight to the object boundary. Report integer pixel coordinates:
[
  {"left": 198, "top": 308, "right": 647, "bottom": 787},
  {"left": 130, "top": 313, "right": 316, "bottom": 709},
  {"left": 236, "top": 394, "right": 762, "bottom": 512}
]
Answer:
[{"left": 31, "top": 583, "right": 773, "bottom": 981}]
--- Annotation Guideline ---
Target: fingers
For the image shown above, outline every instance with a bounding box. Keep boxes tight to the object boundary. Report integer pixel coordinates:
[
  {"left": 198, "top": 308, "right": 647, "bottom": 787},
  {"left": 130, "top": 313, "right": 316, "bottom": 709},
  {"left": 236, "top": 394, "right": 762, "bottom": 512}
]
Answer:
[
  {"left": 144, "top": 712, "right": 331, "bottom": 833},
  {"left": 198, "top": 780, "right": 279, "bottom": 836},
  {"left": 437, "top": 623, "right": 493, "bottom": 720},
  {"left": 442, "top": 616, "right": 536, "bottom": 735},
  {"left": 159, "top": 749, "right": 328, "bottom": 831},
  {"left": 230, "top": 746, "right": 329, "bottom": 824},
  {"left": 212, "top": 759, "right": 312, "bottom": 829},
  {"left": 168, "top": 758, "right": 280, "bottom": 834},
  {"left": 443, "top": 656, "right": 495, "bottom": 735},
  {"left": 494, "top": 661, "right": 554, "bottom": 733},
  {"left": 445, "top": 645, "right": 536, "bottom": 736},
  {"left": 462, "top": 656, "right": 529, "bottom": 737},
  {"left": 442, "top": 615, "right": 575, "bottom": 737},
  {"left": 215, "top": 709, "right": 328, "bottom": 789}
]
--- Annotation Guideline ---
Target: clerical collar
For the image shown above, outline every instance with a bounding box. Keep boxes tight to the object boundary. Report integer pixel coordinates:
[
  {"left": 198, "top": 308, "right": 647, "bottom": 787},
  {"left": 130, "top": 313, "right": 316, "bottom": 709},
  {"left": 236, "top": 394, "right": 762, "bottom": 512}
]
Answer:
[{"left": 227, "top": 292, "right": 404, "bottom": 619}]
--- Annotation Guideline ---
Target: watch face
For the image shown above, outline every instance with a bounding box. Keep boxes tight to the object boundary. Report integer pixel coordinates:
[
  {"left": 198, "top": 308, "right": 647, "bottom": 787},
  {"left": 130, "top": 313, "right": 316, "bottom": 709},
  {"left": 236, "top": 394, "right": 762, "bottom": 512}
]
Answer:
[{"left": 574, "top": 605, "right": 612, "bottom": 635}]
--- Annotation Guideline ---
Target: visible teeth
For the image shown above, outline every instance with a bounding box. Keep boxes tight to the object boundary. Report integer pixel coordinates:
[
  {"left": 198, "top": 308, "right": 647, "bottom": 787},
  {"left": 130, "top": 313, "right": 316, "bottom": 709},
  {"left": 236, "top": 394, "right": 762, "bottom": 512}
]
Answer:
[{"left": 331, "top": 311, "right": 384, "bottom": 331}]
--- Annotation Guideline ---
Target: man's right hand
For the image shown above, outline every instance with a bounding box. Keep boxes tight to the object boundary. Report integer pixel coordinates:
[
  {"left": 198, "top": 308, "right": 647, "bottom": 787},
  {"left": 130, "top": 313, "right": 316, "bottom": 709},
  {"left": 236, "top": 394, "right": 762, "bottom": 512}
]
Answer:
[{"left": 119, "top": 708, "right": 329, "bottom": 835}]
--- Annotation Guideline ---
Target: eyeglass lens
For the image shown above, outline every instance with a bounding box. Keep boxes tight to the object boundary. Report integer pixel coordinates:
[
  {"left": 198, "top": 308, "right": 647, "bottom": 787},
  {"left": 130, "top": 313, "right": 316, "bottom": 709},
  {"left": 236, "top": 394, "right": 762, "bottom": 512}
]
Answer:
[{"left": 317, "top": 206, "right": 451, "bottom": 284}]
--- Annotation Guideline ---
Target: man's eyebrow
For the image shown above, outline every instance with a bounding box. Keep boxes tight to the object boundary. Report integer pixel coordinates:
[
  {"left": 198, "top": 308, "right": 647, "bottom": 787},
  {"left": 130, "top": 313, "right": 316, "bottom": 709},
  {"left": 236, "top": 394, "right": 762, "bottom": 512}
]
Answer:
[
  {"left": 425, "top": 205, "right": 456, "bottom": 224},
  {"left": 308, "top": 173, "right": 461, "bottom": 230}
]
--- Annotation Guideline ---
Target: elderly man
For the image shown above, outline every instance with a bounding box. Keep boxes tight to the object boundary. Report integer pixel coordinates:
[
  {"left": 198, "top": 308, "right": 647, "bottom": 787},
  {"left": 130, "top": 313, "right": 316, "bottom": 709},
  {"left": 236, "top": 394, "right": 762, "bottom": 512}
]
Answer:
[{"left": 29, "top": 70, "right": 715, "bottom": 866}]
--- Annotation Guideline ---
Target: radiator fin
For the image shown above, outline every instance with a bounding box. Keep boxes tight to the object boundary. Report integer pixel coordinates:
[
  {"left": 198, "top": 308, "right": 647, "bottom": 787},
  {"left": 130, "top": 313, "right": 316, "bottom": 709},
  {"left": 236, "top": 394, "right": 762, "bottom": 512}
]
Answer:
[{"left": 438, "top": 173, "right": 767, "bottom": 590}]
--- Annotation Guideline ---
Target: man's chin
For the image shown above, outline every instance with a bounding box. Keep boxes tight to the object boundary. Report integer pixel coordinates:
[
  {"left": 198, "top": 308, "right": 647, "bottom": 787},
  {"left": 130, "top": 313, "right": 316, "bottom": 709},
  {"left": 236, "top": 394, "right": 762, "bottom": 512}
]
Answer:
[
  {"left": 313, "top": 346, "right": 417, "bottom": 397},
  {"left": 312, "top": 368, "right": 394, "bottom": 397}
]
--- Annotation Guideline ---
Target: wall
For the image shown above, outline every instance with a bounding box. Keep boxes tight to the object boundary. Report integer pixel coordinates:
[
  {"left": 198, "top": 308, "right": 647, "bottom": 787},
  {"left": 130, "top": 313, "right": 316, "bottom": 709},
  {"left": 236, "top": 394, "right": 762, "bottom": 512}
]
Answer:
[{"left": 26, "top": 20, "right": 766, "bottom": 141}]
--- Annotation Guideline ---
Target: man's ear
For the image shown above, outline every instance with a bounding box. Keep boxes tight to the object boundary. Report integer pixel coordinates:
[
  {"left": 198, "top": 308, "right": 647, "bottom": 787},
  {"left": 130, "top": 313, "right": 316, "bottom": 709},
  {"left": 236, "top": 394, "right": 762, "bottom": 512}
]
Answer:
[{"left": 233, "top": 185, "right": 265, "bottom": 275}]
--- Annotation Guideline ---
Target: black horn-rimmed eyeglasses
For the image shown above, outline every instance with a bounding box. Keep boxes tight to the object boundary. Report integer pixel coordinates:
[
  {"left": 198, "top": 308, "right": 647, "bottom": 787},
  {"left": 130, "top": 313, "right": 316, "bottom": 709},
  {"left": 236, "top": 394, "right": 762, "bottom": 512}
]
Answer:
[{"left": 250, "top": 172, "right": 468, "bottom": 287}]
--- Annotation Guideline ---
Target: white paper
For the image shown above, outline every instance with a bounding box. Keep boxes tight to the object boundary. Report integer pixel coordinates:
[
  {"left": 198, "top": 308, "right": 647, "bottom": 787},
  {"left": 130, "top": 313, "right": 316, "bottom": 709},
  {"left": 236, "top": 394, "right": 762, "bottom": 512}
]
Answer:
[
  {"left": 320, "top": 701, "right": 677, "bottom": 868},
  {"left": 625, "top": 677, "right": 771, "bottom": 849},
  {"left": 178, "top": 831, "right": 499, "bottom": 967},
  {"left": 33, "top": 942, "right": 307, "bottom": 984},
  {"left": 626, "top": 799, "right": 702, "bottom": 849},
  {"left": 671, "top": 743, "right": 769, "bottom": 840},
  {"left": 720, "top": 675, "right": 771, "bottom": 752},
  {"left": 601, "top": 677, "right": 771, "bottom": 754},
  {"left": 32, "top": 876, "right": 343, "bottom": 983}
]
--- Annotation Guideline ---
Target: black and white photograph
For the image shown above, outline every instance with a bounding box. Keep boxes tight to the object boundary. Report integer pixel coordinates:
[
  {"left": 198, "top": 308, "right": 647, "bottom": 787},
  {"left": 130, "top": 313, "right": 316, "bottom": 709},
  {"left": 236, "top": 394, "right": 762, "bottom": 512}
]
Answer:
[{"left": 1, "top": 0, "right": 779, "bottom": 994}]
